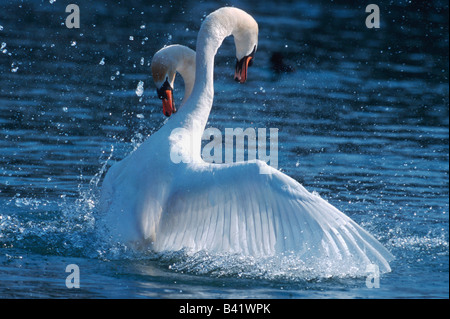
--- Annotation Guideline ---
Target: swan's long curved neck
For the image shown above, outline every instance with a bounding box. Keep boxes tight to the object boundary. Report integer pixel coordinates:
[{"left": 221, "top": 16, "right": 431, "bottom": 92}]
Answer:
[
  {"left": 181, "top": 21, "right": 231, "bottom": 131},
  {"left": 168, "top": 10, "right": 236, "bottom": 161},
  {"left": 172, "top": 47, "right": 195, "bottom": 106}
]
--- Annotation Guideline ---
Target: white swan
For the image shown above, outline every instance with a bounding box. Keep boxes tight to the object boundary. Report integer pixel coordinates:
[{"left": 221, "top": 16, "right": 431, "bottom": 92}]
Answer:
[
  {"left": 151, "top": 44, "right": 196, "bottom": 116},
  {"left": 100, "top": 7, "right": 393, "bottom": 273}
]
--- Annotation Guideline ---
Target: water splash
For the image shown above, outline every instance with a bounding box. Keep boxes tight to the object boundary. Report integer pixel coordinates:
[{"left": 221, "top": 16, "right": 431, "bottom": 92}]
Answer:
[
  {"left": 3, "top": 138, "right": 445, "bottom": 281},
  {"left": 1, "top": 156, "right": 394, "bottom": 281},
  {"left": 388, "top": 233, "right": 449, "bottom": 253},
  {"left": 152, "top": 249, "right": 387, "bottom": 281}
]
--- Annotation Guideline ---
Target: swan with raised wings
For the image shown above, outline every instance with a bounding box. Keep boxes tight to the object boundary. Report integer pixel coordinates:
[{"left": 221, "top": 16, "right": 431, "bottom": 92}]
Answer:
[{"left": 100, "top": 7, "right": 393, "bottom": 272}]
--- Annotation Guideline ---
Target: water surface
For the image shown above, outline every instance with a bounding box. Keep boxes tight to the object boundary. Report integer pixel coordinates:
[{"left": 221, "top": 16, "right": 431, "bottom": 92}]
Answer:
[{"left": 0, "top": 0, "right": 448, "bottom": 298}]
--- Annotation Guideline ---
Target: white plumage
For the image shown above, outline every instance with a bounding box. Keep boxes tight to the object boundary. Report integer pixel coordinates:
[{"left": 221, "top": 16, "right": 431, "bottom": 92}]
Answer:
[{"left": 99, "top": 7, "right": 393, "bottom": 273}]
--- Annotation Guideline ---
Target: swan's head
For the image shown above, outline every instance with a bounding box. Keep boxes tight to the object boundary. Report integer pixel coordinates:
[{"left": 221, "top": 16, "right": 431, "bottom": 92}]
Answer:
[
  {"left": 151, "top": 56, "right": 177, "bottom": 117},
  {"left": 156, "top": 79, "right": 175, "bottom": 117},
  {"left": 151, "top": 45, "right": 196, "bottom": 117},
  {"left": 231, "top": 9, "right": 258, "bottom": 83},
  {"left": 203, "top": 7, "right": 258, "bottom": 83}
]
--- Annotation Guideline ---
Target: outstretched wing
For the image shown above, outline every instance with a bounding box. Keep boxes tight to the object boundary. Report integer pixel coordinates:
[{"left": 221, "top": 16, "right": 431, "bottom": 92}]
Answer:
[{"left": 154, "top": 160, "right": 393, "bottom": 272}]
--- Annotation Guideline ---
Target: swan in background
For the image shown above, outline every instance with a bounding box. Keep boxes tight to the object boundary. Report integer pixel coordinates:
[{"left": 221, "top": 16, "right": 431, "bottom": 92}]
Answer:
[
  {"left": 151, "top": 44, "right": 196, "bottom": 116},
  {"left": 100, "top": 7, "right": 393, "bottom": 273}
]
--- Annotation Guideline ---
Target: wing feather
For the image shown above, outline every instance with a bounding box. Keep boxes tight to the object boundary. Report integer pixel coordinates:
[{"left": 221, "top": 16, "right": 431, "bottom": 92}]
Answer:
[{"left": 154, "top": 160, "right": 393, "bottom": 272}]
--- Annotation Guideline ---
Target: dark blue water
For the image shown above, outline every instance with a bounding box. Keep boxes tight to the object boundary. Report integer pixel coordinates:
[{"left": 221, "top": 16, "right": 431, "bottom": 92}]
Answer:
[{"left": 0, "top": 0, "right": 448, "bottom": 298}]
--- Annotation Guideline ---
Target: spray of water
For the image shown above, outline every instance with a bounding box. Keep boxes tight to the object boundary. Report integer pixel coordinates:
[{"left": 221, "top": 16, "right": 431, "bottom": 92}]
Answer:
[{"left": 3, "top": 131, "right": 446, "bottom": 281}]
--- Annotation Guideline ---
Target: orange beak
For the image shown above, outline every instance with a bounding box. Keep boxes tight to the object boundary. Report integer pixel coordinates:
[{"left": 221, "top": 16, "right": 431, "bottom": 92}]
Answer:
[
  {"left": 162, "top": 89, "right": 176, "bottom": 117},
  {"left": 234, "top": 56, "right": 253, "bottom": 83},
  {"left": 234, "top": 46, "right": 256, "bottom": 84}
]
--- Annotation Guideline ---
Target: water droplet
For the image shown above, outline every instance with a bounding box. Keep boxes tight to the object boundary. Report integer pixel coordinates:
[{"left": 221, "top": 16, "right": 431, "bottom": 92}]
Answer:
[
  {"left": 136, "top": 80, "right": 144, "bottom": 97},
  {"left": 11, "top": 62, "right": 18, "bottom": 73}
]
